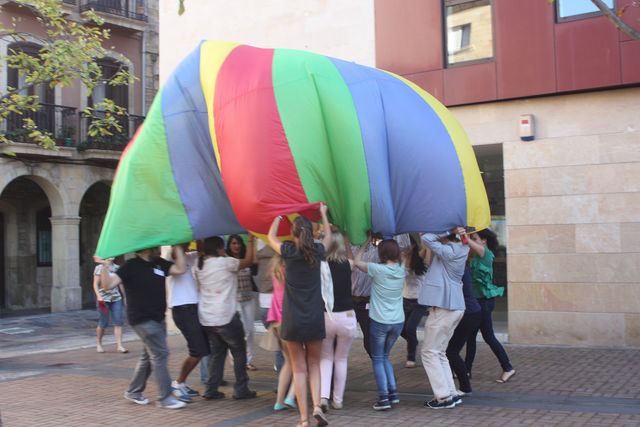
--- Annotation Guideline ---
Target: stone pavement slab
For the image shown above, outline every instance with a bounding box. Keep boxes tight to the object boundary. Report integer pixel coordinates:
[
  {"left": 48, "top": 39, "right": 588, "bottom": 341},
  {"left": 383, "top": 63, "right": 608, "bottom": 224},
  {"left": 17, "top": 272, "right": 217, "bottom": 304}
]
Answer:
[{"left": 1, "top": 311, "right": 639, "bottom": 426}]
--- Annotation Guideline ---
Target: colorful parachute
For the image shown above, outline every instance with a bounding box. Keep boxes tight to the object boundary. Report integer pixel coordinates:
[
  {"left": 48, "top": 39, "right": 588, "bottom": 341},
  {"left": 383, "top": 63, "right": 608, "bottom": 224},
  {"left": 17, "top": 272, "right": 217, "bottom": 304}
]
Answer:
[{"left": 95, "top": 41, "right": 490, "bottom": 258}]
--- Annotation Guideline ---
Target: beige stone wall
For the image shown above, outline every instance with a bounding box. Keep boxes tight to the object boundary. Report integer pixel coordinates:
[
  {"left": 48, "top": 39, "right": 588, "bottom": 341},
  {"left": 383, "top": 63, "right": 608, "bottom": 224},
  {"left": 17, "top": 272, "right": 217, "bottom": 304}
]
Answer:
[
  {"left": 158, "top": 0, "right": 375, "bottom": 84},
  {"left": 451, "top": 87, "right": 640, "bottom": 347}
]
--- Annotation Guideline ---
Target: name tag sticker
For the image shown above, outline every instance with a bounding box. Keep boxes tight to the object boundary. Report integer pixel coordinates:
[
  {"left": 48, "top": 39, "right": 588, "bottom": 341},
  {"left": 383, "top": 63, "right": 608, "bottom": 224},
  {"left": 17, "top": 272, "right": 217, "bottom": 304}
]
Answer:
[
  {"left": 153, "top": 268, "right": 165, "bottom": 277},
  {"left": 365, "top": 303, "right": 370, "bottom": 310}
]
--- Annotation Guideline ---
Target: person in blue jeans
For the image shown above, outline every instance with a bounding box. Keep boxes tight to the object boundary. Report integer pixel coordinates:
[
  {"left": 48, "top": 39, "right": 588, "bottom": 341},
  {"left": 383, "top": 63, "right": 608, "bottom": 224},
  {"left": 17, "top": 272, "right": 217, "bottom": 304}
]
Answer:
[
  {"left": 354, "top": 237, "right": 406, "bottom": 411},
  {"left": 92, "top": 256, "right": 127, "bottom": 354},
  {"left": 464, "top": 229, "right": 516, "bottom": 384}
]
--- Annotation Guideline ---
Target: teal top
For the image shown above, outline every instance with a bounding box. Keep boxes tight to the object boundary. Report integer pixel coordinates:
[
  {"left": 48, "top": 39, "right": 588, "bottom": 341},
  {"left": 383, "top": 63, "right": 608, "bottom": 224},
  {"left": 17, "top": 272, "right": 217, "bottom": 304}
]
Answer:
[
  {"left": 470, "top": 248, "right": 504, "bottom": 299},
  {"left": 367, "top": 262, "right": 406, "bottom": 324}
]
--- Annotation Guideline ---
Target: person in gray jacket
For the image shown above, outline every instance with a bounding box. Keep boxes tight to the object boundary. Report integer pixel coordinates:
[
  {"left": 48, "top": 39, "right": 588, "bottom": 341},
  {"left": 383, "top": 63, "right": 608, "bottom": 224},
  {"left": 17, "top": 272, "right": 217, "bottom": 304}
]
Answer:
[{"left": 419, "top": 227, "right": 469, "bottom": 409}]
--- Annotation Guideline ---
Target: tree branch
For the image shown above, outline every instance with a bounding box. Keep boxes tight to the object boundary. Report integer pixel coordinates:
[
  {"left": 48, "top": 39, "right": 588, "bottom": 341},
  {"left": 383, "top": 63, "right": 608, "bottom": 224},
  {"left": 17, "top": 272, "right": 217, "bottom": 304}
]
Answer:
[{"left": 590, "top": 0, "right": 640, "bottom": 40}]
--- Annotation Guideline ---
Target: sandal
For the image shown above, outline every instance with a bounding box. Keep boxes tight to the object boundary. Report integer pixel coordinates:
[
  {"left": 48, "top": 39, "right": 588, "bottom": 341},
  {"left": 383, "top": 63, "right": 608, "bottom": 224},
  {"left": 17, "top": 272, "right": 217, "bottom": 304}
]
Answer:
[
  {"left": 496, "top": 369, "right": 516, "bottom": 383},
  {"left": 313, "top": 405, "right": 328, "bottom": 426},
  {"left": 296, "top": 421, "right": 309, "bottom": 427},
  {"left": 246, "top": 363, "right": 257, "bottom": 371},
  {"left": 117, "top": 347, "right": 129, "bottom": 354},
  {"left": 96, "top": 345, "right": 105, "bottom": 353}
]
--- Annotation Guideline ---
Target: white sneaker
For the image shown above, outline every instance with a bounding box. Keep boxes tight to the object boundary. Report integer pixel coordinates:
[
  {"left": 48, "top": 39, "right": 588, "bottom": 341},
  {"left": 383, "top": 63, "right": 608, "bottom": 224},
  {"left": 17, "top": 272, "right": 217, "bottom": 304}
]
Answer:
[
  {"left": 123, "top": 392, "right": 149, "bottom": 405},
  {"left": 157, "top": 396, "right": 187, "bottom": 409},
  {"left": 172, "top": 380, "right": 199, "bottom": 397},
  {"left": 405, "top": 360, "right": 416, "bottom": 368}
]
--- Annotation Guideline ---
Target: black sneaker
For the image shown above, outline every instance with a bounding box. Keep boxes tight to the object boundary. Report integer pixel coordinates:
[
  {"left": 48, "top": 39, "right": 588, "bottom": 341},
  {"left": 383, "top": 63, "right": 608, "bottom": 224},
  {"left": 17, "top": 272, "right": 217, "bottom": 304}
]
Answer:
[
  {"left": 389, "top": 394, "right": 400, "bottom": 404},
  {"left": 202, "top": 391, "right": 225, "bottom": 400},
  {"left": 424, "top": 397, "right": 455, "bottom": 409},
  {"left": 452, "top": 395, "right": 462, "bottom": 406},
  {"left": 373, "top": 399, "right": 391, "bottom": 411},
  {"left": 232, "top": 390, "right": 257, "bottom": 400}
]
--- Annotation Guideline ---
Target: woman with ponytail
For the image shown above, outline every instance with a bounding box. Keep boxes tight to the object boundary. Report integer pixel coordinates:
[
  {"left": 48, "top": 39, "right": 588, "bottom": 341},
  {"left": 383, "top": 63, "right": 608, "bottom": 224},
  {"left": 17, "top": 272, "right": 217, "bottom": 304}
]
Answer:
[
  {"left": 464, "top": 228, "right": 516, "bottom": 384},
  {"left": 267, "top": 204, "right": 332, "bottom": 427}
]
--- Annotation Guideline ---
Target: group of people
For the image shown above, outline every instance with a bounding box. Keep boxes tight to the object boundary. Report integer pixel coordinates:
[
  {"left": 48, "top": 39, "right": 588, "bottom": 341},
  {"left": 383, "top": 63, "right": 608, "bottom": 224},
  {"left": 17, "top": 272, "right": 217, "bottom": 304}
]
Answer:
[{"left": 93, "top": 203, "right": 515, "bottom": 425}]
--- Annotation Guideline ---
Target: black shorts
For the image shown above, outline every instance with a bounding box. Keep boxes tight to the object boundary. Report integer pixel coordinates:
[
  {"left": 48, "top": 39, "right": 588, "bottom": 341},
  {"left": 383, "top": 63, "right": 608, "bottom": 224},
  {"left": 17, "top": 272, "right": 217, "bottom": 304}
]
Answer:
[{"left": 172, "top": 304, "right": 210, "bottom": 357}]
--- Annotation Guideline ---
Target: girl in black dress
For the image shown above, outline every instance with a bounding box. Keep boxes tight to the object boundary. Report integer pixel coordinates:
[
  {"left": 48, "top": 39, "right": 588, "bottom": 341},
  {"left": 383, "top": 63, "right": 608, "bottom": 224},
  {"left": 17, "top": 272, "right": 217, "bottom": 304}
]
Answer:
[{"left": 267, "top": 204, "right": 332, "bottom": 427}]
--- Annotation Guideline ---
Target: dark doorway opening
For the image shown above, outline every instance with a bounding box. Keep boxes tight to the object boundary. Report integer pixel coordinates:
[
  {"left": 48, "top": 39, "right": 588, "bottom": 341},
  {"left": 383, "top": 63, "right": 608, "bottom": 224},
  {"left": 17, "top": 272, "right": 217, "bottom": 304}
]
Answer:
[{"left": 473, "top": 144, "right": 507, "bottom": 323}]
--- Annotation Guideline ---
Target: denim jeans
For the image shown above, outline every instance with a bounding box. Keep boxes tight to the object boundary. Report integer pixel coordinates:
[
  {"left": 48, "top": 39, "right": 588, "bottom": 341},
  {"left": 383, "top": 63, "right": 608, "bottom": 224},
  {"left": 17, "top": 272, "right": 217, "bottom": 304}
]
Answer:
[
  {"left": 465, "top": 298, "right": 513, "bottom": 373},
  {"left": 199, "top": 355, "right": 210, "bottom": 383},
  {"left": 128, "top": 320, "right": 173, "bottom": 400},
  {"left": 202, "top": 313, "right": 250, "bottom": 397},
  {"left": 369, "top": 318, "right": 403, "bottom": 400},
  {"left": 97, "top": 298, "right": 124, "bottom": 328},
  {"left": 400, "top": 298, "right": 427, "bottom": 362}
]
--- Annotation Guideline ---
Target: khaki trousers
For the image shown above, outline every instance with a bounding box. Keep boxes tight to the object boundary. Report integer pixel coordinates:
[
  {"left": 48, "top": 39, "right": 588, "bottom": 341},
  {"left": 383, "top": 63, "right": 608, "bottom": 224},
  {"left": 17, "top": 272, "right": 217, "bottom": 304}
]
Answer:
[{"left": 421, "top": 307, "right": 464, "bottom": 400}]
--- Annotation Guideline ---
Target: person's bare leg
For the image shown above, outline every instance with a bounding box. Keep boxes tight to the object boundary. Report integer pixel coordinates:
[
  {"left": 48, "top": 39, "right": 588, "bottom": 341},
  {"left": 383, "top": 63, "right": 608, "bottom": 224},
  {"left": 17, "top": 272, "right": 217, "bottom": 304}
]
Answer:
[
  {"left": 306, "top": 340, "right": 323, "bottom": 407},
  {"left": 306, "top": 340, "right": 327, "bottom": 425},
  {"left": 276, "top": 343, "right": 293, "bottom": 405},
  {"left": 96, "top": 326, "right": 105, "bottom": 353},
  {"left": 114, "top": 326, "right": 127, "bottom": 352},
  {"left": 286, "top": 341, "right": 308, "bottom": 424},
  {"left": 177, "top": 355, "right": 201, "bottom": 384}
]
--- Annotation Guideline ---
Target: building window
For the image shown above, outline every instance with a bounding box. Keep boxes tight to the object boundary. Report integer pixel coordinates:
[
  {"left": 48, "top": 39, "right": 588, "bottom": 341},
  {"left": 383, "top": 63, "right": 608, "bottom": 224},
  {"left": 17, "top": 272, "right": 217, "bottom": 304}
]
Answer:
[
  {"left": 6, "top": 42, "right": 55, "bottom": 103},
  {"left": 444, "top": 0, "right": 494, "bottom": 66},
  {"left": 90, "top": 58, "right": 129, "bottom": 111},
  {"left": 556, "top": 0, "right": 614, "bottom": 20},
  {"left": 36, "top": 207, "right": 52, "bottom": 267}
]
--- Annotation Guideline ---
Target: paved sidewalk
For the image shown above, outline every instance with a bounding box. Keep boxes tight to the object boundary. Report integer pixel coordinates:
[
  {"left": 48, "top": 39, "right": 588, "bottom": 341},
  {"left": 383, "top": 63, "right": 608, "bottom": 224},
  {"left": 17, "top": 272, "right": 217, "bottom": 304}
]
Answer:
[{"left": 1, "top": 311, "right": 639, "bottom": 426}]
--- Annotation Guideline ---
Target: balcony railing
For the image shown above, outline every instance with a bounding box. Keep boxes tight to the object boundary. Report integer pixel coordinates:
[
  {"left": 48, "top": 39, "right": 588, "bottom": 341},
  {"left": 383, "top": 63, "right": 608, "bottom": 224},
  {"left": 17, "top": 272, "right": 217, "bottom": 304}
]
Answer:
[
  {"left": 2, "top": 104, "right": 144, "bottom": 152},
  {"left": 79, "top": 0, "right": 147, "bottom": 22},
  {"left": 79, "top": 111, "right": 144, "bottom": 150},
  {"left": 4, "top": 103, "right": 77, "bottom": 146}
]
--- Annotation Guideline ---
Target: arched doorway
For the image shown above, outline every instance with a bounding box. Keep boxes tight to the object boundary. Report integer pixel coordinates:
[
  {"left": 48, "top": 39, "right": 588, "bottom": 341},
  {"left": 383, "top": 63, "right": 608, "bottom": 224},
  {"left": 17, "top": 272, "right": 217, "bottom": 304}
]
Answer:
[
  {"left": 79, "top": 181, "right": 111, "bottom": 307},
  {"left": 0, "top": 177, "right": 53, "bottom": 313}
]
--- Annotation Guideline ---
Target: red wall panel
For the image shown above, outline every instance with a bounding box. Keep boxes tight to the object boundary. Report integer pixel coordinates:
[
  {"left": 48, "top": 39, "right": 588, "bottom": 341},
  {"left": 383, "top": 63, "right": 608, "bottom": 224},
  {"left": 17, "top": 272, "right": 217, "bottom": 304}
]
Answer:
[
  {"left": 494, "top": 0, "right": 556, "bottom": 98},
  {"left": 375, "top": 0, "right": 443, "bottom": 75},
  {"left": 405, "top": 70, "right": 444, "bottom": 102},
  {"left": 621, "top": 40, "right": 640, "bottom": 84},
  {"left": 555, "top": 16, "right": 621, "bottom": 91},
  {"left": 444, "top": 61, "right": 497, "bottom": 105},
  {"left": 375, "top": 1, "right": 636, "bottom": 107}
]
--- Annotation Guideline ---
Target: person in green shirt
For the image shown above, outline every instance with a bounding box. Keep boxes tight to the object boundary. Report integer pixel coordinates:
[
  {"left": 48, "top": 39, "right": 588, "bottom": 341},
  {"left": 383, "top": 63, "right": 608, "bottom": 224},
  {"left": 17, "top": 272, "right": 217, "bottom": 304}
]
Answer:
[{"left": 464, "top": 229, "right": 516, "bottom": 384}]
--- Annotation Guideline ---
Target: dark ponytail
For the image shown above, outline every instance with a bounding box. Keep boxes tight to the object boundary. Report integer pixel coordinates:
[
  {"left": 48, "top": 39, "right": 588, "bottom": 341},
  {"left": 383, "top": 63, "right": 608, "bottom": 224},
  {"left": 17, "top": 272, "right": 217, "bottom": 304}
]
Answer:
[
  {"left": 477, "top": 229, "right": 499, "bottom": 253},
  {"left": 409, "top": 234, "right": 427, "bottom": 276},
  {"left": 292, "top": 216, "right": 317, "bottom": 266}
]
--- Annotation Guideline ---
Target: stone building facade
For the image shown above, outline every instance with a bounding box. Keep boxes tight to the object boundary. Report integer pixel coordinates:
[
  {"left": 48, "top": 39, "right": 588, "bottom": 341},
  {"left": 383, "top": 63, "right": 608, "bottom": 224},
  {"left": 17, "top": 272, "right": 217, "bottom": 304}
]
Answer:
[{"left": 0, "top": 0, "right": 159, "bottom": 314}]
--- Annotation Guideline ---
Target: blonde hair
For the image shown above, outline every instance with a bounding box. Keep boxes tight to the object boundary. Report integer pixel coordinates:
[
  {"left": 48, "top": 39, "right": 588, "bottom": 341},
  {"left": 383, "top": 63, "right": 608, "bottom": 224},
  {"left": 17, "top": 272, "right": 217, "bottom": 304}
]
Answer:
[
  {"left": 268, "top": 254, "right": 285, "bottom": 283},
  {"left": 326, "top": 233, "right": 348, "bottom": 263}
]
